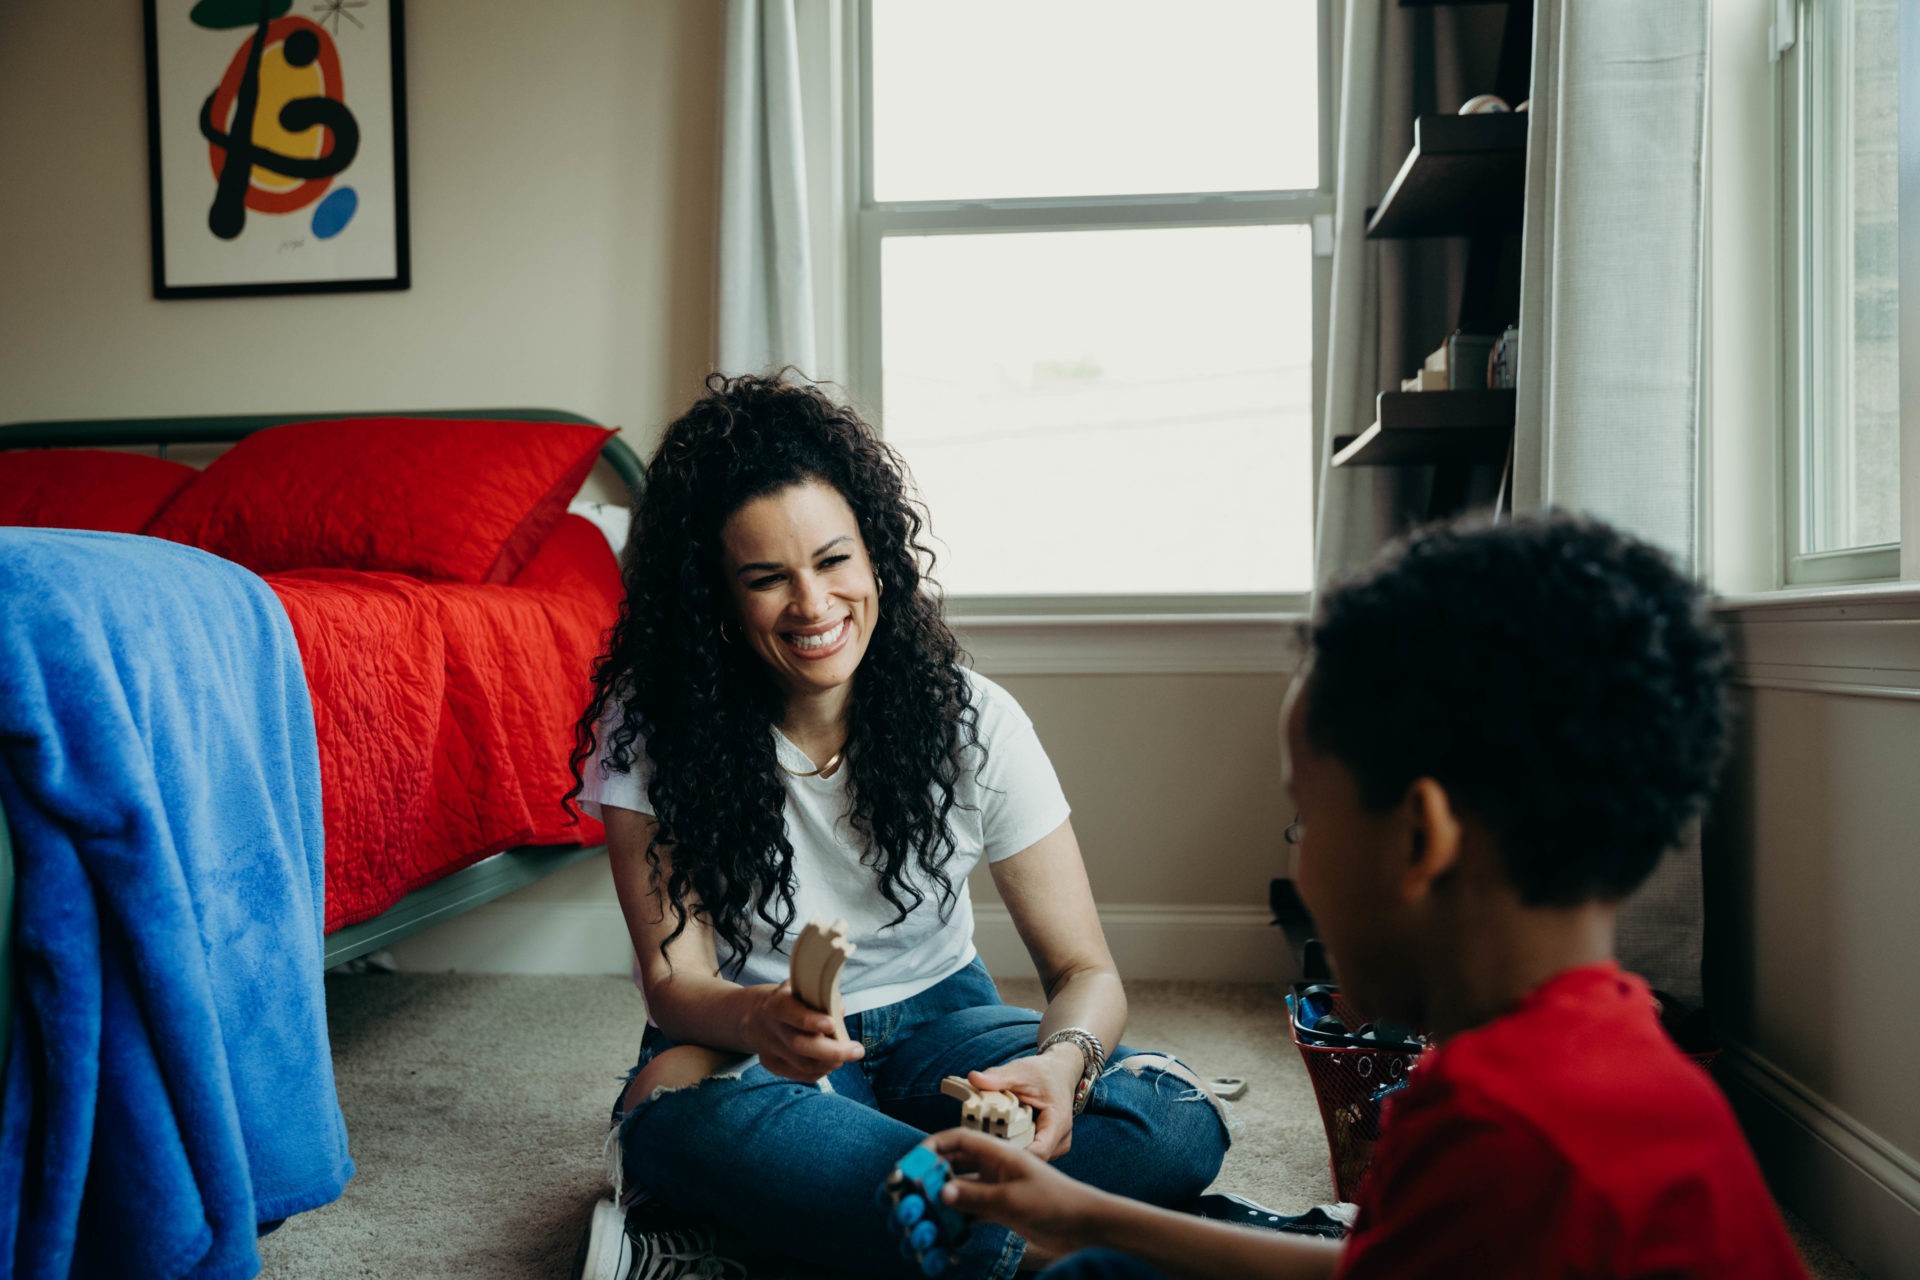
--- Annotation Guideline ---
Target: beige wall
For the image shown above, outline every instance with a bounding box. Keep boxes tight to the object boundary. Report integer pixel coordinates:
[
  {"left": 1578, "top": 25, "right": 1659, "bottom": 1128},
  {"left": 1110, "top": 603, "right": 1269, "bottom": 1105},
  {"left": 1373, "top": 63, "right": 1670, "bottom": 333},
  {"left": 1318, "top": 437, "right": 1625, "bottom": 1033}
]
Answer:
[
  {"left": 0, "top": 0, "right": 722, "bottom": 452},
  {"left": 1706, "top": 600, "right": 1920, "bottom": 1276},
  {"left": 994, "top": 674, "right": 1290, "bottom": 909}
]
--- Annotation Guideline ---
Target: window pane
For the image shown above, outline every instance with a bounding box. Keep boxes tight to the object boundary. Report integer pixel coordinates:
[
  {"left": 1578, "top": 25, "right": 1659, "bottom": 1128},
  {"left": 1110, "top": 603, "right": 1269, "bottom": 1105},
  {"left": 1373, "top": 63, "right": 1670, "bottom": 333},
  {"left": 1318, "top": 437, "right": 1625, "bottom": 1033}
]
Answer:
[
  {"left": 879, "top": 226, "right": 1314, "bottom": 596},
  {"left": 1807, "top": 0, "right": 1899, "bottom": 552},
  {"left": 871, "top": 1, "right": 1319, "bottom": 202}
]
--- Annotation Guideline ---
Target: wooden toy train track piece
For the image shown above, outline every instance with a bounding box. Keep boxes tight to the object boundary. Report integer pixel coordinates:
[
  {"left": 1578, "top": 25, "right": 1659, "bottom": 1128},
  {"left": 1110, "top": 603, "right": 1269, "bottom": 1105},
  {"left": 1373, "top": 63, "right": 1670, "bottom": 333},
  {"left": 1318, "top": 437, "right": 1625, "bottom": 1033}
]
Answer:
[
  {"left": 790, "top": 917, "right": 856, "bottom": 1040},
  {"left": 940, "top": 1075, "right": 1035, "bottom": 1148}
]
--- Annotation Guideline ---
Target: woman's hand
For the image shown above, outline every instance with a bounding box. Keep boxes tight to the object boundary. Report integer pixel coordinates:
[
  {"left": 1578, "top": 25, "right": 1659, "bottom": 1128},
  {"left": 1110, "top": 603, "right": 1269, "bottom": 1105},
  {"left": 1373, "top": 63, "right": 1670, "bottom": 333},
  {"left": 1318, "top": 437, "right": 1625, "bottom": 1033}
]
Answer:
[
  {"left": 926, "top": 1128, "right": 1107, "bottom": 1261},
  {"left": 744, "top": 981, "right": 864, "bottom": 1081},
  {"left": 964, "top": 1043, "right": 1084, "bottom": 1161}
]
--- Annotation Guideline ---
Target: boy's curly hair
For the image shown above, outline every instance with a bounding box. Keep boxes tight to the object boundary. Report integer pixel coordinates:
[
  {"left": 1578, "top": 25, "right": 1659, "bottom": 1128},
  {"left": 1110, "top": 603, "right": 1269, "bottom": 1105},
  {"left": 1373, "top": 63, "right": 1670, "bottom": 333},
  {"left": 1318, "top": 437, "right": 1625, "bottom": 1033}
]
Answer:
[
  {"left": 1305, "top": 510, "right": 1732, "bottom": 905},
  {"left": 568, "top": 371, "right": 979, "bottom": 965}
]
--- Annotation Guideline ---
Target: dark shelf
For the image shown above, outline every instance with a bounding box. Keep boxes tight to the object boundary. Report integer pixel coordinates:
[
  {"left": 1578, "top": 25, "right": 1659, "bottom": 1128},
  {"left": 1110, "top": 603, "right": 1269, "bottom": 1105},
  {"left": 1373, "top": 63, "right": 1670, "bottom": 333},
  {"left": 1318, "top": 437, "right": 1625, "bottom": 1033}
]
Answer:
[
  {"left": 1365, "top": 114, "right": 1528, "bottom": 239},
  {"left": 1330, "top": 390, "right": 1514, "bottom": 468}
]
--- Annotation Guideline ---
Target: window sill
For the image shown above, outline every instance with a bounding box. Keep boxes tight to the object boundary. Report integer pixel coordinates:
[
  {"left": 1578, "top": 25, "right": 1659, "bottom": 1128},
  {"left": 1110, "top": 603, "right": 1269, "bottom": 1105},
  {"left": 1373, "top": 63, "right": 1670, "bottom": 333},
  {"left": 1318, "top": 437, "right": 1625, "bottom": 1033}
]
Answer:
[
  {"left": 951, "top": 612, "right": 1306, "bottom": 676},
  {"left": 1713, "top": 583, "right": 1920, "bottom": 702},
  {"left": 1713, "top": 581, "right": 1920, "bottom": 622}
]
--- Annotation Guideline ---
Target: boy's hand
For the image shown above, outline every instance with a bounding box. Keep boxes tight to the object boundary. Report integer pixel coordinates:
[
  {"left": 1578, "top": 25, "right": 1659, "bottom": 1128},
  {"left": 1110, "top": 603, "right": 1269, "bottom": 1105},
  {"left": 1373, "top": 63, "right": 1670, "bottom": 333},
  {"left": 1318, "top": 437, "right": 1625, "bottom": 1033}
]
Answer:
[
  {"left": 746, "top": 981, "right": 863, "bottom": 1081},
  {"left": 926, "top": 1127, "right": 1107, "bottom": 1260},
  {"left": 964, "top": 1044, "right": 1082, "bottom": 1160}
]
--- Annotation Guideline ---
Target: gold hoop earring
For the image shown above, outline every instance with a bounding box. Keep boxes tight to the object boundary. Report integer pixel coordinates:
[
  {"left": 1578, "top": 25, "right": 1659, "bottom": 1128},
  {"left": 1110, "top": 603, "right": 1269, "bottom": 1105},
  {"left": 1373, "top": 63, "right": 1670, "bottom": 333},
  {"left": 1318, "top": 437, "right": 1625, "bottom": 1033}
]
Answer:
[
  {"left": 720, "top": 620, "right": 737, "bottom": 645},
  {"left": 875, "top": 571, "right": 885, "bottom": 596}
]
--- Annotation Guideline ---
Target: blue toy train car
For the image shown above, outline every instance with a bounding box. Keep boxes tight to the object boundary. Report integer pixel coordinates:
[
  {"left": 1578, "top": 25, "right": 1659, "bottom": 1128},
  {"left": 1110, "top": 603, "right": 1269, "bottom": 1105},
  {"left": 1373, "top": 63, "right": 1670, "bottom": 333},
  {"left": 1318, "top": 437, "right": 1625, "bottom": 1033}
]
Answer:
[{"left": 878, "top": 1146, "right": 972, "bottom": 1277}]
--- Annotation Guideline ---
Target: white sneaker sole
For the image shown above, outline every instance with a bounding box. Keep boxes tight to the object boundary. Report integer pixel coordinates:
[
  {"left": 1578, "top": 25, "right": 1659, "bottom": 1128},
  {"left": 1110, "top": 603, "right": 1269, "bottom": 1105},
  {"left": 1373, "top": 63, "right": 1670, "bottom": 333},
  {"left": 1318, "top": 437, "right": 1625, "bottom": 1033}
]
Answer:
[{"left": 578, "top": 1198, "right": 631, "bottom": 1280}]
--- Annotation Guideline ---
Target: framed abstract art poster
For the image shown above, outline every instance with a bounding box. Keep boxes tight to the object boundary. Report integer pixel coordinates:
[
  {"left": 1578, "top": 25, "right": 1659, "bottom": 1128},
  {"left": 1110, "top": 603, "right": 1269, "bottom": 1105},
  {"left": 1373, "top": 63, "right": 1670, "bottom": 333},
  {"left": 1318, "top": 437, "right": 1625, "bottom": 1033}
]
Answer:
[{"left": 142, "top": 0, "right": 410, "bottom": 298}]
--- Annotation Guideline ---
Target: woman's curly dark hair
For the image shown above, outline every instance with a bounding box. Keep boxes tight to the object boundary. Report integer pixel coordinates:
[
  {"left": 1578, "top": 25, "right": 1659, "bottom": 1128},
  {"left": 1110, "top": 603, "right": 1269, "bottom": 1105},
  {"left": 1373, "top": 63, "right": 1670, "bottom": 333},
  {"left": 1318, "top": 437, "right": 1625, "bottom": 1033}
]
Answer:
[
  {"left": 568, "top": 371, "right": 980, "bottom": 965},
  {"left": 1304, "top": 510, "right": 1732, "bottom": 906}
]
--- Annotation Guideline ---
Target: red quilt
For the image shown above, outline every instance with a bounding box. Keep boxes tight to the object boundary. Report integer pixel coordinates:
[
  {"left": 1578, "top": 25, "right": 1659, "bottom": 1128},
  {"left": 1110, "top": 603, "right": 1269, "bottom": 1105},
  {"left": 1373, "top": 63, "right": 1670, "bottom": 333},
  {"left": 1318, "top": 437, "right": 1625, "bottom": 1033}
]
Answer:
[{"left": 267, "top": 514, "right": 620, "bottom": 932}]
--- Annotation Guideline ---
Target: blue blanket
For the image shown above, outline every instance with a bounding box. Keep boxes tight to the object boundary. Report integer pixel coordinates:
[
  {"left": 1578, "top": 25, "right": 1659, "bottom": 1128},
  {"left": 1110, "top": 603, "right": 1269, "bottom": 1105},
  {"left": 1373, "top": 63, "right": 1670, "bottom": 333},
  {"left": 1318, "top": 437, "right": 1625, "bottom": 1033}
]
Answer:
[{"left": 0, "top": 530, "right": 352, "bottom": 1279}]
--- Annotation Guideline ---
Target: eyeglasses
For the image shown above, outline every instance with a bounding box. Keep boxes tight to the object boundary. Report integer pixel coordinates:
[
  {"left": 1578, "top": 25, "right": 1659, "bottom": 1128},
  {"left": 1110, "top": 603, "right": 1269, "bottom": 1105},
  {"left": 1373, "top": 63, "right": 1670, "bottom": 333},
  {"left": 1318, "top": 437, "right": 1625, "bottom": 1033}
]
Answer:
[{"left": 1284, "top": 817, "right": 1303, "bottom": 845}]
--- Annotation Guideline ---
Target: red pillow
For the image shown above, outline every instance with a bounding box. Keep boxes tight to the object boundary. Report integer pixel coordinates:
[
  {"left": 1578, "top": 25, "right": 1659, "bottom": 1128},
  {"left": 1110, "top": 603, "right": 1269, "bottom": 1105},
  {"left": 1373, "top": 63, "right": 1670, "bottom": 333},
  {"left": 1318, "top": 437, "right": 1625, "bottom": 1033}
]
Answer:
[
  {"left": 148, "top": 417, "right": 613, "bottom": 583},
  {"left": 509, "top": 512, "right": 624, "bottom": 613},
  {"left": 0, "top": 448, "right": 198, "bottom": 533}
]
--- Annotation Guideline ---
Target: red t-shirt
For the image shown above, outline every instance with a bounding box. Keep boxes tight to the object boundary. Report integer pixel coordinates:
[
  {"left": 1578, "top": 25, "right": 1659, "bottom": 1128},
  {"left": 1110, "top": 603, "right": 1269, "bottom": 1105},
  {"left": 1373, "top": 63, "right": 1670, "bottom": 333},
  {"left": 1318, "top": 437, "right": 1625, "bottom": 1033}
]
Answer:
[{"left": 1335, "top": 963, "right": 1807, "bottom": 1280}]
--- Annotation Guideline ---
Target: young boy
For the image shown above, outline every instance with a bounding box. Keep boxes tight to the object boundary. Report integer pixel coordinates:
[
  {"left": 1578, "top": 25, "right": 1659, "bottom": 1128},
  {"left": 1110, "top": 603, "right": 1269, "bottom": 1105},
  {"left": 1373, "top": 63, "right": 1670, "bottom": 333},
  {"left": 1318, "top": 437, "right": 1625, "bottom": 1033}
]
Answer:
[{"left": 930, "top": 512, "right": 1809, "bottom": 1279}]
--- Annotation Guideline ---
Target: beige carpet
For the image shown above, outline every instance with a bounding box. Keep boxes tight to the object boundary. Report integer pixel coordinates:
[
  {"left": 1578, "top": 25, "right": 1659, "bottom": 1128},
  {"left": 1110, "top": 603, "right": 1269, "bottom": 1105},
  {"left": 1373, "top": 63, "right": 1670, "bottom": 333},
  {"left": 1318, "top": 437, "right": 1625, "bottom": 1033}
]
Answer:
[{"left": 259, "top": 974, "right": 1869, "bottom": 1279}]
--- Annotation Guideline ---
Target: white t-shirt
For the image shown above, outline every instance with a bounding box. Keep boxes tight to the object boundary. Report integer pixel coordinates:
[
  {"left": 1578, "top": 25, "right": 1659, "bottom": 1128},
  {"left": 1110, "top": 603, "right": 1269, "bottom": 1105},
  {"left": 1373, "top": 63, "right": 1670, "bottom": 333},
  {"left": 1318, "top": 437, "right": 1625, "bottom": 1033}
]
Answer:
[{"left": 579, "top": 668, "right": 1071, "bottom": 1014}]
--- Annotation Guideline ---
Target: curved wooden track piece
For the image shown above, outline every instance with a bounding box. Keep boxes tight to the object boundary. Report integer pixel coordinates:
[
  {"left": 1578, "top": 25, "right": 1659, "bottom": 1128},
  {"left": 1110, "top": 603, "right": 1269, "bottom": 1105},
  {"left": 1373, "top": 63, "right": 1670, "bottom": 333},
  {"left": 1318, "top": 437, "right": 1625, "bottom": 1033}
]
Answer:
[{"left": 790, "top": 917, "right": 856, "bottom": 1039}]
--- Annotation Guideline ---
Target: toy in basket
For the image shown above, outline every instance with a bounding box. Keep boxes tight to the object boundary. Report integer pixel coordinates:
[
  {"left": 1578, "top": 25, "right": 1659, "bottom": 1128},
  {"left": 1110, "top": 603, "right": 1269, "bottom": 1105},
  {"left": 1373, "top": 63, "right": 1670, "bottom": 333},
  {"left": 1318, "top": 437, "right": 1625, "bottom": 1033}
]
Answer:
[{"left": 1287, "top": 983, "right": 1428, "bottom": 1202}]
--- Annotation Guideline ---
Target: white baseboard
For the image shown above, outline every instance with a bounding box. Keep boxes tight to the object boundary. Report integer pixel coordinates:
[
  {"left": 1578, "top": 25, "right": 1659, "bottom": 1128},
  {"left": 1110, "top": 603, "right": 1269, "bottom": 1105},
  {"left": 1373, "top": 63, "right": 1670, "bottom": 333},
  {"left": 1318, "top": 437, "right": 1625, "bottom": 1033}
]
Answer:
[
  {"left": 1718, "top": 1041, "right": 1920, "bottom": 1279},
  {"left": 385, "top": 899, "right": 1291, "bottom": 984}
]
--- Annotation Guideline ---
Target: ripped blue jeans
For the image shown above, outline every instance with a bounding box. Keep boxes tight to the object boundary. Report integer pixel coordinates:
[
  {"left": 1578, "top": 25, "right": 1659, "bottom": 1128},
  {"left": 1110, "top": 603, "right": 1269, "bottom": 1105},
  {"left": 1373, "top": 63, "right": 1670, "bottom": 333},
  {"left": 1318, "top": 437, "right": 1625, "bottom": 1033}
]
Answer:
[{"left": 610, "top": 958, "right": 1231, "bottom": 1280}]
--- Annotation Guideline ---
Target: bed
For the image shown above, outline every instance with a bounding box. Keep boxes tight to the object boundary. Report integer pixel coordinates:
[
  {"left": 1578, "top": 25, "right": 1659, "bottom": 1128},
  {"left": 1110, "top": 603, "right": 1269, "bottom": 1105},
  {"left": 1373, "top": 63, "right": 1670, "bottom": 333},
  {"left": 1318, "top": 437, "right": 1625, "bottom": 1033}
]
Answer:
[
  {"left": 0, "top": 407, "right": 642, "bottom": 1069},
  {"left": 0, "top": 409, "right": 642, "bottom": 1274}
]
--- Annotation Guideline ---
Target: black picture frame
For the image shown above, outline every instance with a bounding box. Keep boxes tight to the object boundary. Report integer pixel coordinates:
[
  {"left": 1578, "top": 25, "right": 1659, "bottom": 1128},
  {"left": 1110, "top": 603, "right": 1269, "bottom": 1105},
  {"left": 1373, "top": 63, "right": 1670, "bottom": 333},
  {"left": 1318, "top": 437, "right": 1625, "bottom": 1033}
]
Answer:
[{"left": 142, "top": 0, "right": 410, "bottom": 299}]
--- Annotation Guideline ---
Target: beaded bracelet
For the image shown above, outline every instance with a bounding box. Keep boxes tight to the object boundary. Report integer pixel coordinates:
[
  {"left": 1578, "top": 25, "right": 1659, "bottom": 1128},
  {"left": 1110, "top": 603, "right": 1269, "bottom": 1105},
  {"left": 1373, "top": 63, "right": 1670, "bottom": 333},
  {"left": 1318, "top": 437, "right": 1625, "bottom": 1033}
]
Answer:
[{"left": 1038, "top": 1027, "right": 1107, "bottom": 1116}]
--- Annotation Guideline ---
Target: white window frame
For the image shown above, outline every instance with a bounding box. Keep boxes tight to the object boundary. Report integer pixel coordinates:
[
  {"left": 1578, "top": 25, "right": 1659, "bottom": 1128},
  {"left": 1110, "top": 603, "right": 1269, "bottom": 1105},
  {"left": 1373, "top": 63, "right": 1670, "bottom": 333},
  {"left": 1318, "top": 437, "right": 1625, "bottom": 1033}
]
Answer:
[
  {"left": 1902, "top": 0, "right": 1920, "bottom": 584},
  {"left": 841, "top": 0, "right": 1336, "bottom": 627},
  {"left": 1779, "top": 0, "right": 1902, "bottom": 587}
]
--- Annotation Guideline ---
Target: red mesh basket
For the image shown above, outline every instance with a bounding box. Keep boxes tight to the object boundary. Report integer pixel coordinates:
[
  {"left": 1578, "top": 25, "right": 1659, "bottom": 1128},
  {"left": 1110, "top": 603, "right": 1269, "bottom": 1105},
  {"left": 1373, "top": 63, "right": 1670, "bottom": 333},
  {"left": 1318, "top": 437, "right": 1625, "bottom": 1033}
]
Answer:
[
  {"left": 1288, "top": 987, "right": 1426, "bottom": 1203},
  {"left": 1289, "top": 986, "right": 1718, "bottom": 1202}
]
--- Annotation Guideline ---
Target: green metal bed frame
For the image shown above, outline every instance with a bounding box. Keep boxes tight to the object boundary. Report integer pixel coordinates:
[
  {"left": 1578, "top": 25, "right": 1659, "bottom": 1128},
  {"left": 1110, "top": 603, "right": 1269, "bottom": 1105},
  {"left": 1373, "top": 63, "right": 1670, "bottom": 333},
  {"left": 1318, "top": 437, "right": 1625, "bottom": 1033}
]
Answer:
[{"left": 0, "top": 410, "right": 643, "bottom": 1071}]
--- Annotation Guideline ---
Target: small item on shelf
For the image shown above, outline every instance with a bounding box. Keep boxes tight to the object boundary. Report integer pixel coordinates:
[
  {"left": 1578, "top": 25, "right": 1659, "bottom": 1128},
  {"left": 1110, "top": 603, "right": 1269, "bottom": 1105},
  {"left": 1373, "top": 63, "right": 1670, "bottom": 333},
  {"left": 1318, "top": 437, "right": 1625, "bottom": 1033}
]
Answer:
[
  {"left": 1423, "top": 344, "right": 1449, "bottom": 376},
  {"left": 1399, "top": 369, "right": 1448, "bottom": 393},
  {"left": 1459, "top": 93, "right": 1511, "bottom": 115},
  {"left": 1445, "top": 331, "right": 1499, "bottom": 390},
  {"left": 1517, "top": 99, "right": 1531, "bottom": 113},
  {"left": 1491, "top": 325, "right": 1522, "bottom": 390}
]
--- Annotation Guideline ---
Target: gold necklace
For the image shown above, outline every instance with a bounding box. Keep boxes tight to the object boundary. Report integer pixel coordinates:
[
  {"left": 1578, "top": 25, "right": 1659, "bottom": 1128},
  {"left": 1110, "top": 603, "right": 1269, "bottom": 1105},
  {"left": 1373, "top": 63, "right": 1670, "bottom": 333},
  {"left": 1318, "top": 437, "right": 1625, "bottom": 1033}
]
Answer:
[{"left": 779, "top": 747, "right": 845, "bottom": 779}]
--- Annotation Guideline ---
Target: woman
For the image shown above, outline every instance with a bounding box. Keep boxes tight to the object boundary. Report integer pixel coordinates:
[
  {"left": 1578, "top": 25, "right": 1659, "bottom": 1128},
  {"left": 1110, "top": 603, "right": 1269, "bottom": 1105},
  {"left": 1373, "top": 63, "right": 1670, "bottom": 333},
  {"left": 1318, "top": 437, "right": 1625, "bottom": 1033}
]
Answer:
[{"left": 571, "top": 373, "right": 1229, "bottom": 1279}]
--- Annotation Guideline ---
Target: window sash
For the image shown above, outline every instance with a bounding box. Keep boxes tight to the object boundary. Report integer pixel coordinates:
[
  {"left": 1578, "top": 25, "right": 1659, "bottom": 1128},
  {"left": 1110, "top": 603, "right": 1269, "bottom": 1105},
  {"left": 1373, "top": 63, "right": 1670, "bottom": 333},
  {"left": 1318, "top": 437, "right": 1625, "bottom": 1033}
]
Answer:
[
  {"left": 1783, "top": 0, "right": 1901, "bottom": 585},
  {"left": 844, "top": 0, "right": 1336, "bottom": 613}
]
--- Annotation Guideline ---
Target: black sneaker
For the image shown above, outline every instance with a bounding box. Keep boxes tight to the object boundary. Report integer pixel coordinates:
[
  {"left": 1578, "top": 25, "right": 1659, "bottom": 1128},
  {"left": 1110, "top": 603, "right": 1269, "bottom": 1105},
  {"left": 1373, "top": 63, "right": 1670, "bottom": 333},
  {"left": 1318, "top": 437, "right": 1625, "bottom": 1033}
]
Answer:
[
  {"left": 1178, "top": 1192, "right": 1357, "bottom": 1239},
  {"left": 572, "top": 1199, "right": 749, "bottom": 1280}
]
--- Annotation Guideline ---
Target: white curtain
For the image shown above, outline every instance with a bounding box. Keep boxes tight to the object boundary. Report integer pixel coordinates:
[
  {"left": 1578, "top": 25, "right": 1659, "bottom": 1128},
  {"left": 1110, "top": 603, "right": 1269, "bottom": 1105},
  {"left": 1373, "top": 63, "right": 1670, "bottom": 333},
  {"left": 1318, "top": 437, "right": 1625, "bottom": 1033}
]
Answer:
[
  {"left": 1511, "top": 0, "right": 1710, "bottom": 570},
  {"left": 1315, "top": 0, "right": 1400, "bottom": 584},
  {"left": 1511, "top": 0, "right": 1711, "bottom": 1001},
  {"left": 715, "top": 0, "right": 846, "bottom": 381}
]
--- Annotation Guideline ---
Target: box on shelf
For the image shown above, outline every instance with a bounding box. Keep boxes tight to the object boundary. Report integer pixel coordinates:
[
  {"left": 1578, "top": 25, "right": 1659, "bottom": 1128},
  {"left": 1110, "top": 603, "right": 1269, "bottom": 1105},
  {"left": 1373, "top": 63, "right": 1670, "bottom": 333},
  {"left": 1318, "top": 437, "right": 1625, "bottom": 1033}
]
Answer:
[
  {"left": 1419, "top": 330, "right": 1503, "bottom": 390},
  {"left": 1446, "top": 331, "right": 1499, "bottom": 390}
]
